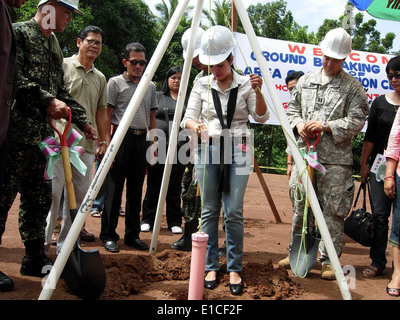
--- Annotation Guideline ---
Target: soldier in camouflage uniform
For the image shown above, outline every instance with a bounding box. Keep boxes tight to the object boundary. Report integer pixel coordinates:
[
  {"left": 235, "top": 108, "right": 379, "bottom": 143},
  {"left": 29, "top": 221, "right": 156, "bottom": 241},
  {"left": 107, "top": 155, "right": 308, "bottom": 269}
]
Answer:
[
  {"left": 285, "top": 28, "right": 369, "bottom": 280},
  {"left": 0, "top": 0, "right": 96, "bottom": 278}
]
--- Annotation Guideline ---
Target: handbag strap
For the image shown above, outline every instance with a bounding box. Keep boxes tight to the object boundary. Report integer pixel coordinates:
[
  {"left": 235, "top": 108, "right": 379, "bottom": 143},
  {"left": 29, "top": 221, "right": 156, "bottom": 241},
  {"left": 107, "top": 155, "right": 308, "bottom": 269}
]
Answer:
[
  {"left": 211, "top": 87, "right": 238, "bottom": 193},
  {"left": 352, "top": 179, "right": 374, "bottom": 213},
  {"left": 352, "top": 182, "right": 366, "bottom": 210},
  {"left": 366, "top": 179, "right": 374, "bottom": 213}
]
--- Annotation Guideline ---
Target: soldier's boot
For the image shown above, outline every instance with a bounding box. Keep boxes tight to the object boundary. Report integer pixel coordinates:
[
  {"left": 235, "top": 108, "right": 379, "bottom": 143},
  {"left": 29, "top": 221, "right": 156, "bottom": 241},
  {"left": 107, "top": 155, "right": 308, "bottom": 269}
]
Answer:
[
  {"left": 171, "top": 217, "right": 199, "bottom": 252},
  {"left": 20, "top": 239, "right": 53, "bottom": 277}
]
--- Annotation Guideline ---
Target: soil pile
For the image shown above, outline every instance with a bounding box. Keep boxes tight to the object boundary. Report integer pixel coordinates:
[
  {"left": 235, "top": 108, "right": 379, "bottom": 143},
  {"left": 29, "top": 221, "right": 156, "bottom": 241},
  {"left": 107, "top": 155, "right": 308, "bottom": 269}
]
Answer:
[{"left": 98, "top": 249, "right": 302, "bottom": 300}]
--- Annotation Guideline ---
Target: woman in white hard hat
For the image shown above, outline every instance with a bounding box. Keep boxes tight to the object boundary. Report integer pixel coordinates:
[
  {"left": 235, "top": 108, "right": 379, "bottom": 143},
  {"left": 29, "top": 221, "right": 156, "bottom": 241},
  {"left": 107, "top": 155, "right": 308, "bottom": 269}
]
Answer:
[{"left": 181, "top": 25, "right": 269, "bottom": 295}]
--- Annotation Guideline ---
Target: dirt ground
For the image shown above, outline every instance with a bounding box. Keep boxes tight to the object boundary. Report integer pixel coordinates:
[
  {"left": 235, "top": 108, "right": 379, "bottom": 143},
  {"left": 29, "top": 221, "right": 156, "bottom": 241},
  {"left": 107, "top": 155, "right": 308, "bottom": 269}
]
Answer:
[{"left": 0, "top": 172, "right": 398, "bottom": 304}]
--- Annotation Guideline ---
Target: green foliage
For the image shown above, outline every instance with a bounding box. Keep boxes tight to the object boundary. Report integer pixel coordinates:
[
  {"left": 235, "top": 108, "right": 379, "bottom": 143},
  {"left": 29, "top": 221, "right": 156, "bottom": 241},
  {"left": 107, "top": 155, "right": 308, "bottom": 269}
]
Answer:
[
  {"left": 83, "top": 0, "right": 158, "bottom": 79},
  {"left": 346, "top": 12, "right": 395, "bottom": 54},
  {"left": 351, "top": 132, "right": 365, "bottom": 180}
]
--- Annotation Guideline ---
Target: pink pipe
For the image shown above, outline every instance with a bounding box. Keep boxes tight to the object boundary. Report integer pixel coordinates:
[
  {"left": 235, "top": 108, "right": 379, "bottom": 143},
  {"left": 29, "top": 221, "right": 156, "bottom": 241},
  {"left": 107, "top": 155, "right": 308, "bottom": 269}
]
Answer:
[{"left": 188, "top": 232, "right": 209, "bottom": 300}]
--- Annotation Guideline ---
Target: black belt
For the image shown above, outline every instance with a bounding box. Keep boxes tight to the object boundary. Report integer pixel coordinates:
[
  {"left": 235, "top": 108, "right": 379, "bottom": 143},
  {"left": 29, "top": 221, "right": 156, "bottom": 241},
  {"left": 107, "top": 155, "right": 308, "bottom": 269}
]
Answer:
[{"left": 127, "top": 128, "right": 147, "bottom": 135}]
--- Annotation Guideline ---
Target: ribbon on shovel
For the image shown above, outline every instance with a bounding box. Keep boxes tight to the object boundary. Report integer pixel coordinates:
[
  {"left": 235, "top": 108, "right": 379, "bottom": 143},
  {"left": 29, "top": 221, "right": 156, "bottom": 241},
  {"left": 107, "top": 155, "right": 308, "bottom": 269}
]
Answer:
[
  {"left": 300, "top": 133, "right": 326, "bottom": 175},
  {"left": 39, "top": 129, "right": 87, "bottom": 180},
  {"left": 300, "top": 147, "right": 326, "bottom": 175}
]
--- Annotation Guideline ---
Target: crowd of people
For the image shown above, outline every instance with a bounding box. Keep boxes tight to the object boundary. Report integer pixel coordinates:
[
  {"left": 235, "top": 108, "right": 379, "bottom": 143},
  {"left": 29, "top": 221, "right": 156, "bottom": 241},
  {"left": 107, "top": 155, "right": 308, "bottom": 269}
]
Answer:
[{"left": 1, "top": 0, "right": 400, "bottom": 299}]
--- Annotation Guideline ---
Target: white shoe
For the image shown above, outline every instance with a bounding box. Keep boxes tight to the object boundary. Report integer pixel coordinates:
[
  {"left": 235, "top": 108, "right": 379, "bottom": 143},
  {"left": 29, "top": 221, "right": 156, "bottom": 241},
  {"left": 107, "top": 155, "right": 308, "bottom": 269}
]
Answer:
[
  {"left": 141, "top": 223, "right": 151, "bottom": 232},
  {"left": 171, "top": 226, "right": 182, "bottom": 234}
]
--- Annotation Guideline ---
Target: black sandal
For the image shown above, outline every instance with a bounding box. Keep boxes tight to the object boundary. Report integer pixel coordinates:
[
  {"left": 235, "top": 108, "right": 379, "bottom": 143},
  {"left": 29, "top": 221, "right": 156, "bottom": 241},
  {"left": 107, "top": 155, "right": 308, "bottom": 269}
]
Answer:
[{"left": 387, "top": 280, "right": 400, "bottom": 297}]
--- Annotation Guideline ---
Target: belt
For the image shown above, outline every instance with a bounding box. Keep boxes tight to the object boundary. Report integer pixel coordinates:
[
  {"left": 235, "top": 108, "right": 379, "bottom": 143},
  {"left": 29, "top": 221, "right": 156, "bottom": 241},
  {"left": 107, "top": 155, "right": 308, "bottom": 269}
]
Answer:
[
  {"left": 127, "top": 128, "right": 147, "bottom": 135},
  {"left": 198, "top": 136, "right": 247, "bottom": 146}
]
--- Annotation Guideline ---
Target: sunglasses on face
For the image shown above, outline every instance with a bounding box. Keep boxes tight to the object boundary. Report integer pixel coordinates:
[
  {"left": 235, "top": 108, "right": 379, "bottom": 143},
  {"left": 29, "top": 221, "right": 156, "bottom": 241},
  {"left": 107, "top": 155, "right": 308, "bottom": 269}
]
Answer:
[
  {"left": 127, "top": 59, "right": 147, "bottom": 66},
  {"left": 387, "top": 73, "right": 400, "bottom": 80}
]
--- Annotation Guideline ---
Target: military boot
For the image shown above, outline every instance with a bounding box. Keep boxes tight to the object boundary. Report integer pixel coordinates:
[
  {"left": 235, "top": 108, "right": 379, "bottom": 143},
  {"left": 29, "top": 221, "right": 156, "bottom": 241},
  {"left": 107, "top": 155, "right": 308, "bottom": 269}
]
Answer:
[
  {"left": 171, "top": 217, "right": 198, "bottom": 251},
  {"left": 20, "top": 239, "right": 53, "bottom": 277}
]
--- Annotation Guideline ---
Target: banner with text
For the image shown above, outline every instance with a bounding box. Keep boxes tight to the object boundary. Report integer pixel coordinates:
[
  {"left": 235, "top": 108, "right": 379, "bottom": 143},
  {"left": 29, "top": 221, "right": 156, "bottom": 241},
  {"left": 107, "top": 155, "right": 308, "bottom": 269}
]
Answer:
[{"left": 232, "top": 32, "right": 394, "bottom": 128}]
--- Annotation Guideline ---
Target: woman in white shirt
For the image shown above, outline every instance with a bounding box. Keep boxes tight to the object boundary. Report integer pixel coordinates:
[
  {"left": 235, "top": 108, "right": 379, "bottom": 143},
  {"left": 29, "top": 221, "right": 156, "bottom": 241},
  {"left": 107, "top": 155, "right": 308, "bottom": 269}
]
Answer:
[{"left": 181, "top": 26, "right": 269, "bottom": 295}]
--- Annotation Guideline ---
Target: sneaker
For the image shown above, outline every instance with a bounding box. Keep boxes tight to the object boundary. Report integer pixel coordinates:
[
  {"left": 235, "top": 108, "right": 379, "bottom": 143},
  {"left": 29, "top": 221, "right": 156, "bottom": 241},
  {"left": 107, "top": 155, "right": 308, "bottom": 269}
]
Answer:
[
  {"left": 90, "top": 208, "right": 102, "bottom": 218},
  {"left": 321, "top": 264, "right": 336, "bottom": 280},
  {"left": 171, "top": 226, "right": 183, "bottom": 234},
  {"left": 141, "top": 223, "right": 151, "bottom": 232},
  {"left": 278, "top": 256, "right": 291, "bottom": 269}
]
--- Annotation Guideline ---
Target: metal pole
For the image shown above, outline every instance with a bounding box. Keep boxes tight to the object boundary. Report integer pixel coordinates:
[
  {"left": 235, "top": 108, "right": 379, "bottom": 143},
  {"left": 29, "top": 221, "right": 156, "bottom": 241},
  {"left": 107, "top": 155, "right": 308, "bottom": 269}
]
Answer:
[
  {"left": 232, "top": 0, "right": 352, "bottom": 300},
  {"left": 38, "top": 0, "right": 191, "bottom": 300}
]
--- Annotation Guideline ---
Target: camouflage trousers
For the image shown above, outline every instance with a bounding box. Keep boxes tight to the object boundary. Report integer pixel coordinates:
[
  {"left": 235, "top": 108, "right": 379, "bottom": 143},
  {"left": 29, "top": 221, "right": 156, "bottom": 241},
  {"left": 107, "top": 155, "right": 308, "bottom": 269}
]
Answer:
[
  {"left": 0, "top": 141, "right": 51, "bottom": 243},
  {"left": 183, "top": 175, "right": 201, "bottom": 222},
  {"left": 288, "top": 163, "right": 354, "bottom": 262},
  {"left": 181, "top": 163, "right": 194, "bottom": 218}
]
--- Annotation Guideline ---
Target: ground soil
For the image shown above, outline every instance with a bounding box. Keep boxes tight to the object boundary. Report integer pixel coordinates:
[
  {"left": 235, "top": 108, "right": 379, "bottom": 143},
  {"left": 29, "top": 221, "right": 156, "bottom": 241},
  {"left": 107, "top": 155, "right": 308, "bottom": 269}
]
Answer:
[{"left": 0, "top": 172, "right": 397, "bottom": 303}]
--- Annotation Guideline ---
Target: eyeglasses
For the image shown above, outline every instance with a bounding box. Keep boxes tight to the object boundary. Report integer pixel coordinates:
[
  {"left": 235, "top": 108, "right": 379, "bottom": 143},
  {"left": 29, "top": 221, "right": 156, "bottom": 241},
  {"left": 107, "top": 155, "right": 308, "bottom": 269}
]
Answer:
[
  {"left": 387, "top": 73, "right": 400, "bottom": 80},
  {"left": 84, "top": 38, "right": 102, "bottom": 47},
  {"left": 127, "top": 59, "right": 147, "bottom": 66}
]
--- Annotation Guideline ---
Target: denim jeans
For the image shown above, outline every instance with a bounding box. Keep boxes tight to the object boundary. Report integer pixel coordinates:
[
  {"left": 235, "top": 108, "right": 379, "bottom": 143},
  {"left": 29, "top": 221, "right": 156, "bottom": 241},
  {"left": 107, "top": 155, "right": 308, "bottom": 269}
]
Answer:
[
  {"left": 390, "top": 173, "right": 400, "bottom": 248},
  {"left": 369, "top": 172, "right": 393, "bottom": 270},
  {"left": 91, "top": 159, "right": 105, "bottom": 211},
  {"left": 194, "top": 143, "right": 251, "bottom": 273}
]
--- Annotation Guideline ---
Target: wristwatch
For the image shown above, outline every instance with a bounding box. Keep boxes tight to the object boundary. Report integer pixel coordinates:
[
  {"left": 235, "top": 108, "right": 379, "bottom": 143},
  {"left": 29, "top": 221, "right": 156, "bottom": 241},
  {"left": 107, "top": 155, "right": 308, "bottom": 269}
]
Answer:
[{"left": 322, "top": 122, "right": 329, "bottom": 131}]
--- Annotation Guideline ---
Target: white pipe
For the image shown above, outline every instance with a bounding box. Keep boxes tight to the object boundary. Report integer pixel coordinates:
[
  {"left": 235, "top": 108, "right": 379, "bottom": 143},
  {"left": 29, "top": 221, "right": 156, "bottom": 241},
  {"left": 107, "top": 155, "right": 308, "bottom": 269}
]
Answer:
[
  {"left": 149, "top": 0, "right": 205, "bottom": 254},
  {"left": 233, "top": 0, "right": 352, "bottom": 300},
  {"left": 38, "top": 0, "right": 191, "bottom": 300}
]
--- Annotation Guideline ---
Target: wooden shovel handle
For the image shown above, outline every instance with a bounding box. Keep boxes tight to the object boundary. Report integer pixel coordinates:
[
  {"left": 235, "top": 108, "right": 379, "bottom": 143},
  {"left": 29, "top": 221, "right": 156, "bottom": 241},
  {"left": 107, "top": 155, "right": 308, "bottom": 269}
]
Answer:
[{"left": 49, "top": 108, "right": 77, "bottom": 210}]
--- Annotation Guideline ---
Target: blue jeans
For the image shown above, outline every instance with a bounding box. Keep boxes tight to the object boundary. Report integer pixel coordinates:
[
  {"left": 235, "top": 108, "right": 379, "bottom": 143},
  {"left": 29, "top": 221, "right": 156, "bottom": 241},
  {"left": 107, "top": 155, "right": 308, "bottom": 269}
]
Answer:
[
  {"left": 195, "top": 143, "right": 251, "bottom": 273},
  {"left": 91, "top": 159, "right": 105, "bottom": 211},
  {"left": 92, "top": 159, "right": 123, "bottom": 213},
  {"left": 390, "top": 173, "right": 400, "bottom": 248}
]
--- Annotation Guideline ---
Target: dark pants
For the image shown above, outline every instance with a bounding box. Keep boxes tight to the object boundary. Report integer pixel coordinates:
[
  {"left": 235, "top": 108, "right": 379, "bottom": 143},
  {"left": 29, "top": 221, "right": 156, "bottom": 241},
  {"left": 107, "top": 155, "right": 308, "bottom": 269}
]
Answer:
[
  {"left": 369, "top": 172, "right": 392, "bottom": 270},
  {"left": 0, "top": 134, "right": 11, "bottom": 243},
  {"left": 100, "top": 132, "right": 147, "bottom": 243},
  {"left": 142, "top": 160, "right": 185, "bottom": 229},
  {"left": 0, "top": 141, "right": 51, "bottom": 243}
]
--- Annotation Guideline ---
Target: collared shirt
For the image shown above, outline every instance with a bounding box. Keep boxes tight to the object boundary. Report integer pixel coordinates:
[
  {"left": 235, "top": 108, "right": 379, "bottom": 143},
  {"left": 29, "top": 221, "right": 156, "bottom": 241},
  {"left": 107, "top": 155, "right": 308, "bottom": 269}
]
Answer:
[
  {"left": 286, "top": 68, "right": 369, "bottom": 165},
  {"left": 12, "top": 19, "right": 90, "bottom": 145},
  {"left": 384, "top": 107, "right": 400, "bottom": 176},
  {"left": 108, "top": 72, "right": 158, "bottom": 130},
  {"left": 53, "top": 55, "right": 107, "bottom": 154},
  {"left": 181, "top": 70, "right": 270, "bottom": 137}
]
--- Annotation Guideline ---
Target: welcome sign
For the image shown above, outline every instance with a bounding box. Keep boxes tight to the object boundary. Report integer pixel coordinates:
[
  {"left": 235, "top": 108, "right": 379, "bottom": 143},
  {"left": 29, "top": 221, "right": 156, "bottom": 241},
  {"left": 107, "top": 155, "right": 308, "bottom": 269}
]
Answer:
[{"left": 232, "top": 32, "right": 394, "bottom": 128}]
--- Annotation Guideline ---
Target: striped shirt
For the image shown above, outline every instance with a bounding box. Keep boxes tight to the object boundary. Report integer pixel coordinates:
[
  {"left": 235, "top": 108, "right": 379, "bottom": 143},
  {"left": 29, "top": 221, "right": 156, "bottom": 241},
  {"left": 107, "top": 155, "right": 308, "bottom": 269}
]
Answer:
[{"left": 108, "top": 72, "right": 158, "bottom": 130}]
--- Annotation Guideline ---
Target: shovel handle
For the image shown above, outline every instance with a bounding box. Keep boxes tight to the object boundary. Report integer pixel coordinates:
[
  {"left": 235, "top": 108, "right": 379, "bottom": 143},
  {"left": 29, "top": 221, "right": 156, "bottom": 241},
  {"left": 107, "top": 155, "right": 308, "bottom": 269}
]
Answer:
[
  {"left": 306, "top": 131, "right": 321, "bottom": 150},
  {"left": 49, "top": 108, "right": 77, "bottom": 211},
  {"left": 49, "top": 107, "right": 72, "bottom": 148}
]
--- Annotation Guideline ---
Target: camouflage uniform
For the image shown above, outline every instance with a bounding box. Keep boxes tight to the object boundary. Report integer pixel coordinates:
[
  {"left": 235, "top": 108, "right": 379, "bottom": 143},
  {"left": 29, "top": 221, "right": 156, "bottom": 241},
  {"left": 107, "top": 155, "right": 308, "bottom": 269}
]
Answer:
[
  {"left": 0, "top": 19, "right": 90, "bottom": 243},
  {"left": 286, "top": 68, "right": 369, "bottom": 262}
]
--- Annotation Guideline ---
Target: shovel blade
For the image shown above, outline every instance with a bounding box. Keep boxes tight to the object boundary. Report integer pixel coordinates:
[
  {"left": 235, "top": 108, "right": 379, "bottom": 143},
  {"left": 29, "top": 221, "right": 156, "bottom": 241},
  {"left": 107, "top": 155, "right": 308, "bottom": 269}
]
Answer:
[
  {"left": 289, "top": 233, "right": 321, "bottom": 277},
  {"left": 63, "top": 244, "right": 106, "bottom": 300}
]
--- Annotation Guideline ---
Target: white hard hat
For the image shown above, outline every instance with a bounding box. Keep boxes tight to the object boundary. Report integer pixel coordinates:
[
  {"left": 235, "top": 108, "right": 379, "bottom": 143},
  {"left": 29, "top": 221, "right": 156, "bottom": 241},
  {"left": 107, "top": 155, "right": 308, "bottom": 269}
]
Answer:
[
  {"left": 182, "top": 27, "right": 205, "bottom": 60},
  {"left": 199, "top": 25, "right": 236, "bottom": 65},
  {"left": 320, "top": 28, "right": 352, "bottom": 60},
  {"left": 38, "top": 0, "right": 84, "bottom": 15}
]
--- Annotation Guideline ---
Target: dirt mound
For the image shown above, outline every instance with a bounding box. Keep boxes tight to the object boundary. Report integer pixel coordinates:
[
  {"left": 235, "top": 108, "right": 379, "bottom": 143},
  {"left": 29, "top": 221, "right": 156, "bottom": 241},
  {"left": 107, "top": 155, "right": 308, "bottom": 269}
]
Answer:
[{"left": 98, "top": 249, "right": 302, "bottom": 300}]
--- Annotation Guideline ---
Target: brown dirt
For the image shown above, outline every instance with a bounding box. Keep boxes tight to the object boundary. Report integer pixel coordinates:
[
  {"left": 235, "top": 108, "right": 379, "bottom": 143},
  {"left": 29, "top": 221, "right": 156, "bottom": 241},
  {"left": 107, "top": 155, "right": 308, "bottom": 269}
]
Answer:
[{"left": 0, "top": 172, "right": 397, "bottom": 302}]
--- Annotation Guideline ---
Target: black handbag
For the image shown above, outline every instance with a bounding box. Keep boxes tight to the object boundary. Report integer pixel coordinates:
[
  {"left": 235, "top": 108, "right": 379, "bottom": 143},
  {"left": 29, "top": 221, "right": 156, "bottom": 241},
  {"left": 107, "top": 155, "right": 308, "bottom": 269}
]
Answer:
[{"left": 344, "top": 180, "right": 377, "bottom": 247}]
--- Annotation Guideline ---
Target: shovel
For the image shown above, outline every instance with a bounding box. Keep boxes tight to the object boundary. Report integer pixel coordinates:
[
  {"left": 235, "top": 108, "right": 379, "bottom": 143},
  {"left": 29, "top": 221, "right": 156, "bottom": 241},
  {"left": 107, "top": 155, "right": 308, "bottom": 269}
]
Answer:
[
  {"left": 290, "top": 133, "right": 322, "bottom": 277},
  {"left": 49, "top": 109, "right": 106, "bottom": 300}
]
